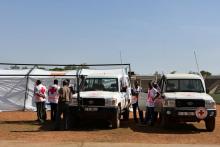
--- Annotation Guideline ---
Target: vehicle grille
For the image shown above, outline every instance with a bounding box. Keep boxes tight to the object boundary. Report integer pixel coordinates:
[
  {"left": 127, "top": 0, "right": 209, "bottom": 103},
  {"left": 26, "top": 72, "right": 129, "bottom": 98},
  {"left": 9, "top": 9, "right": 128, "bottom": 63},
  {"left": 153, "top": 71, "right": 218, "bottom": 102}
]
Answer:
[
  {"left": 176, "top": 99, "right": 205, "bottom": 107},
  {"left": 82, "top": 98, "right": 105, "bottom": 106}
]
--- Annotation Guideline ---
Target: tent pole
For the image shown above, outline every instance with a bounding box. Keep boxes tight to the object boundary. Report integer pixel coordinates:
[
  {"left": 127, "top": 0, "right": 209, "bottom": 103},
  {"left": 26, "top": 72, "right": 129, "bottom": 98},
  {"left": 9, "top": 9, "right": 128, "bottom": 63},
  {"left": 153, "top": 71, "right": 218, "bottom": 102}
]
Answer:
[{"left": 23, "top": 65, "right": 36, "bottom": 111}]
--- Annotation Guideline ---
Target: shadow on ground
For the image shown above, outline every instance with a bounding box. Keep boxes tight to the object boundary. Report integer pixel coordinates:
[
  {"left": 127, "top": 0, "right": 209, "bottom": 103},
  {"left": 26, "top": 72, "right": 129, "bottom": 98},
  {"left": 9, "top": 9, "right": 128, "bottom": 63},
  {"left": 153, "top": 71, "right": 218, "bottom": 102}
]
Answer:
[
  {"left": 37, "top": 118, "right": 208, "bottom": 134},
  {"left": 1, "top": 118, "right": 207, "bottom": 134}
]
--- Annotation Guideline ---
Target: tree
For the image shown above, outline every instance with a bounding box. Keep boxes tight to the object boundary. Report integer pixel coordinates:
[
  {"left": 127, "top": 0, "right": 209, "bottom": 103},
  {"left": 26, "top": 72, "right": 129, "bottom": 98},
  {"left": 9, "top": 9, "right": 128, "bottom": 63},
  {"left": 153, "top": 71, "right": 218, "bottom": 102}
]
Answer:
[
  {"left": 49, "top": 64, "right": 90, "bottom": 71},
  {"left": 64, "top": 66, "right": 77, "bottom": 70},
  {"left": 170, "top": 71, "right": 176, "bottom": 74},
  {"left": 189, "top": 71, "right": 199, "bottom": 74},
  {"left": 200, "top": 70, "right": 212, "bottom": 77},
  {"left": 49, "top": 67, "right": 65, "bottom": 71},
  {"left": 22, "top": 66, "right": 28, "bottom": 69},
  {"left": 10, "top": 65, "right": 20, "bottom": 69}
]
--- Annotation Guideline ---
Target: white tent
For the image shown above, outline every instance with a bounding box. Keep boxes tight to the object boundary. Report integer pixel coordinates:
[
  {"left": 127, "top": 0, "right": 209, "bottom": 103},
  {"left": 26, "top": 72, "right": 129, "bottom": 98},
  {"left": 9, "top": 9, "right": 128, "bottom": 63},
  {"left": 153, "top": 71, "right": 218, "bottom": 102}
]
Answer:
[
  {"left": 0, "top": 69, "right": 77, "bottom": 111},
  {"left": 0, "top": 69, "right": 29, "bottom": 111},
  {"left": 0, "top": 68, "right": 128, "bottom": 111}
]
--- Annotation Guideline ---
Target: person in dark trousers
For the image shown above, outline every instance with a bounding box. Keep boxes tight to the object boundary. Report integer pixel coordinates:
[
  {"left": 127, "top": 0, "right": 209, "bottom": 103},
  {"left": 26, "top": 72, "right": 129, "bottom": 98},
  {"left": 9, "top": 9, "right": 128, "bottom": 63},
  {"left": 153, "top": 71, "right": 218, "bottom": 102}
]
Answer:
[
  {"left": 34, "top": 80, "right": 47, "bottom": 124},
  {"left": 55, "top": 80, "right": 72, "bottom": 130},
  {"left": 48, "top": 79, "right": 60, "bottom": 122},
  {"left": 131, "top": 81, "right": 144, "bottom": 123},
  {"left": 152, "top": 82, "right": 161, "bottom": 124},
  {"left": 145, "top": 82, "right": 159, "bottom": 126}
]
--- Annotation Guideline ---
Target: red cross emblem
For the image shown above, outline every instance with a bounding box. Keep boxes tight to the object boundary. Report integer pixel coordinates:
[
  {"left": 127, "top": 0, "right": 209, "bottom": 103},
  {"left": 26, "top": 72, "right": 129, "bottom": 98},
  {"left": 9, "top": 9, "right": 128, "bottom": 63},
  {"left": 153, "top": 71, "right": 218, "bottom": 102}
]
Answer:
[
  {"left": 198, "top": 110, "right": 205, "bottom": 116},
  {"left": 49, "top": 87, "right": 56, "bottom": 94},
  {"left": 40, "top": 87, "right": 46, "bottom": 94},
  {"left": 195, "top": 107, "right": 207, "bottom": 120}
]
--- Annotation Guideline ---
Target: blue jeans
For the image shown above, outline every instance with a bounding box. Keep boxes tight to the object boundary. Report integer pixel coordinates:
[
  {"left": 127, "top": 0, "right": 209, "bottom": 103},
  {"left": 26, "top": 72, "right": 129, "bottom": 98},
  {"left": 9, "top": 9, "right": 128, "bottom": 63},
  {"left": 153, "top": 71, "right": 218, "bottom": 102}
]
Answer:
[
  {"left": 50, "top": 103, "right": 58, "bottom": 122},
  {"left": 145, "top": 107, "right": 155, "bottom": 125},
  {"left": 132, "top": 102, "right": 144, "bottom": 123},
  {"left": 36, "top": 102, "right": 46, "bottom": 123}
]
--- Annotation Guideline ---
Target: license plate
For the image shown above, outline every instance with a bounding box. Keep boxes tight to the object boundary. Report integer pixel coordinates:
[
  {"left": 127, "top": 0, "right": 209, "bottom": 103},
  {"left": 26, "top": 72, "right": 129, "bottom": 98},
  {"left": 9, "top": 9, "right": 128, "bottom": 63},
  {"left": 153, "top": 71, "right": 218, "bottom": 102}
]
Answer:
[
  {"left": 84, "top": 107, "right": 98, "bottom": 112},
  {"left": 178, "top": 112, "right": 195, "bottom": 116}
]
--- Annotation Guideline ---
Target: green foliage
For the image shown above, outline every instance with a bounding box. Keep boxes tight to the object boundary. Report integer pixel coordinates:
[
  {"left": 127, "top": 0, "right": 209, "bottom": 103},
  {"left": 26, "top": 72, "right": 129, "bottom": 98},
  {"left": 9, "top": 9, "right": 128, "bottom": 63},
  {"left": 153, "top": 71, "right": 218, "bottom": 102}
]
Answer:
[
  {"left": 49, "top": 64, "right": 90, "bottom": 71},
  {"left": 170, "top": 71, "right": 176, "bottom": 74},
  {"left": 64, "top": 66, "right": 77, "bottom": 70},
  {"left": 49, "top": 67, "right": 65, "bottom": 71},
  {"left": 10, "top": 65, "right": 20, "bottom": 69},
  {"left": 210, "top": 94, "right": 220, "bottom": 104},
  {"left": 200, "top": 70, "right": 212, "bottom": 77}
]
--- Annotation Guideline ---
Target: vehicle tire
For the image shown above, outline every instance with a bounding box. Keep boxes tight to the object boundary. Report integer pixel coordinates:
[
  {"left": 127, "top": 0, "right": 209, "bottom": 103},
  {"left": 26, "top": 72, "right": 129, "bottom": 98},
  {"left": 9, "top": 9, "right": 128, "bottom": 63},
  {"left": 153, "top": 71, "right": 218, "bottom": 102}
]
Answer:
[
  {"left": 205, "top": 117, "right": 215, "bottom": 132},
  {"left": 68, "top": 107, "right": 79, "bottom": 129},
  {"left": 123, "top": 107, "right": 130, "bottom": 121},
  {"left": 112, "top": 107, "right": 120, "bottom": 129},
  {"left": 160, "top": 114, "right": 169, "bottom": 128}
]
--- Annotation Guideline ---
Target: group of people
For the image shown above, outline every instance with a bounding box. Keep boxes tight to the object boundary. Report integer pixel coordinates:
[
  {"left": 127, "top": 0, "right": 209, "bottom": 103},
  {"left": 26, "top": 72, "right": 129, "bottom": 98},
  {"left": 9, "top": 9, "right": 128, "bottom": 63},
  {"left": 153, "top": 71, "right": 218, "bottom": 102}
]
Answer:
[
  {"left": 33, "top": 79, "right": 73, "bottom": 130},
  {"left": 34, "top": 78, "right": 160, "bottom": 129},
  {"left": 131, "top": 80, "right": 160, "bottom": 126}
]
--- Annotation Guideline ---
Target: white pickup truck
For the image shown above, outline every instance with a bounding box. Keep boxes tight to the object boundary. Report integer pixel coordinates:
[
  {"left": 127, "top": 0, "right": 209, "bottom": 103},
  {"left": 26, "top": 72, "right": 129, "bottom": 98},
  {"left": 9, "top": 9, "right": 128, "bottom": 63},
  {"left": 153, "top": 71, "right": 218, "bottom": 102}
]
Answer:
[
  {"left": 69, "top": 69, "right": 131, "bottom": 129},
  {"left": 157, "top": 73, "right": 217, "bottom": 131}
]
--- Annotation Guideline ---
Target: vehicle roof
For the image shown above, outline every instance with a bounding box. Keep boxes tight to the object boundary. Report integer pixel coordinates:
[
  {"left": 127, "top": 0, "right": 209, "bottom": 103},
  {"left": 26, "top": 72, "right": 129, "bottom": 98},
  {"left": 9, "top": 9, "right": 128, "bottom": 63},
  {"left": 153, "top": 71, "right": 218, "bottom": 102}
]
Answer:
[
  {"left": 164, "top": 73, "right": 203, "bottom": 80},
  {"left": 87, "top": 74, "right": 128, "bottom": 79},
  {"left": 82, "top": 68, "right": 128, "bottom": 79}
]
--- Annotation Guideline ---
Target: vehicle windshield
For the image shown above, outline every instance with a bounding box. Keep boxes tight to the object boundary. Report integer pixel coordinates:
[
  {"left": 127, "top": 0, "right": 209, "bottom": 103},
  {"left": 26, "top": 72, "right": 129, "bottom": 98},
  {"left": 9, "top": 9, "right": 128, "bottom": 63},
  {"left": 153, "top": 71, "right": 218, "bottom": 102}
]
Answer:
[
  {"left": 166, "top": 79, "right": 204, "bottom": 93},
  {"left": 81, "top": 78, "right": 118, "bottom": 92}
]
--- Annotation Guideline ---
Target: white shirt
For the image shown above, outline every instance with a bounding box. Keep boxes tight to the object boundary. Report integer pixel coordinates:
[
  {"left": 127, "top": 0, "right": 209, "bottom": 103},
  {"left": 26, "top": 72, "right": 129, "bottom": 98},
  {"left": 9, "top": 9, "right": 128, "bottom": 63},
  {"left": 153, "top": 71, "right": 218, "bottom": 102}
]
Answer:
[
  {"left": 48, "top": 84, "right": 60, "bottom": 104},
  {"left": 34, "top": 84, "right": 47, "bottom": 102},
  {"left": 131, "top": 86, "right": 142, "bottom": 104}
]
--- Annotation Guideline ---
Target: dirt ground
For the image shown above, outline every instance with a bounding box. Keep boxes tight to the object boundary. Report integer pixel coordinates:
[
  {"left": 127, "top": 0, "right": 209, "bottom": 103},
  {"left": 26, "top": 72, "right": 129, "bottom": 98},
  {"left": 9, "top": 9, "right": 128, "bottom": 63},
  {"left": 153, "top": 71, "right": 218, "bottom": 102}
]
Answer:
[{"left": 0, "top": 106, "right": 219, "bottom": 144}]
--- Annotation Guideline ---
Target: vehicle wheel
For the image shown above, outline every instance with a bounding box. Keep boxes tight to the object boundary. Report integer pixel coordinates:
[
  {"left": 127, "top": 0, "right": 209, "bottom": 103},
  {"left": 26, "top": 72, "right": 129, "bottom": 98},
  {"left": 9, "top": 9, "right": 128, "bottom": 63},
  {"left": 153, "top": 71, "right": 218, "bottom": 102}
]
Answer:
[
  {"left": 112, "top": 107, "right": 120, "bottom": 129},
  {"left": 205, "top": 117, "right": 215, "bottom": 132},
  {"left": 123, "top": 107, "right": 130, "bottom": 120},
  {"left": 68, "top": 108, "right": 79, "bottom": 129},
  {"left": 160, "top": 115, "right": 169, "bottom": 128}
]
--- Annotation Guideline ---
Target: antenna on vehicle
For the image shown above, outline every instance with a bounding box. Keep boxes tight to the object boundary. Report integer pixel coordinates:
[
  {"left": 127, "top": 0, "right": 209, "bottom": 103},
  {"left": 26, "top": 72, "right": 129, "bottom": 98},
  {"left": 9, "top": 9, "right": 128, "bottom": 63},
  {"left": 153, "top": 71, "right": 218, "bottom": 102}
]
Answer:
[
  {"left": 194, "top": 50, "right": 202, "bottom": 76},
  {"left": 120, "top": 50, "right": 127, "bottom": 87},
  {"left": 120, "top": 50, "right": 123, "bottom": 64}
]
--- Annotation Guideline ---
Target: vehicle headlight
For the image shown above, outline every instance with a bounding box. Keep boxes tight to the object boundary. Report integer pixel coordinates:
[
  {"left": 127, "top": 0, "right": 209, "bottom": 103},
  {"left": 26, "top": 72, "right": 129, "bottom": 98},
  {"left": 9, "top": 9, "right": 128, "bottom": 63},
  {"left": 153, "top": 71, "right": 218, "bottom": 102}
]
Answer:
[
  {"left": 105, "top": 98, "right": 117, "bottom": 106},
  {"left": 164, "top": 99, "right": 176, "bottom": 107},
  {"left": 71, "top": 98, "right": 78, "bottom": 106},
  {"left": 205, "top": 100, "right": 216, "bottom": 109}
]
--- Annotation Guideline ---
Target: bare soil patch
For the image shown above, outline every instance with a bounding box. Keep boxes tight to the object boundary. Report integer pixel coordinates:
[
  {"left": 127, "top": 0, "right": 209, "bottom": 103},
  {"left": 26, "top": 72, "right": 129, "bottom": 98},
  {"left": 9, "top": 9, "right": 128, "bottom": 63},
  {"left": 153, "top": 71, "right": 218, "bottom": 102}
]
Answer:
[{"left": 0, "top": 106, "right": 219, "bottom": 144}]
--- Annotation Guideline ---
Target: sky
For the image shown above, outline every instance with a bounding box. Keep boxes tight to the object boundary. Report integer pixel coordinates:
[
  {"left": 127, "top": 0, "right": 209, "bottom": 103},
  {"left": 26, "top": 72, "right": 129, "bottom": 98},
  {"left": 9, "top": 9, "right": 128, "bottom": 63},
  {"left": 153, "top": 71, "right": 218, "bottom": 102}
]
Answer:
[{"left": 0, "top": 0, "right": 219, "bottom": 75}]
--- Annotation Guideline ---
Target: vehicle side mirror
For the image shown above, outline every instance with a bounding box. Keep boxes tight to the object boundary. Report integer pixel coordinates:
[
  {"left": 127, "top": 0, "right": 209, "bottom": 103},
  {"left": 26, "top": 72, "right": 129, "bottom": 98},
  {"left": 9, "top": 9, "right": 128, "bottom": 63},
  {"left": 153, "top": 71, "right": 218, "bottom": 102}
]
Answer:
[
  {"left": 161, "top": 93, "right": 165, "bottom": 99},
  {"left": 206, "top": 88, "right": 210, "bottom": 94},
  {"left": 121, "top": 87, "right": 127, "bottom": 93}
]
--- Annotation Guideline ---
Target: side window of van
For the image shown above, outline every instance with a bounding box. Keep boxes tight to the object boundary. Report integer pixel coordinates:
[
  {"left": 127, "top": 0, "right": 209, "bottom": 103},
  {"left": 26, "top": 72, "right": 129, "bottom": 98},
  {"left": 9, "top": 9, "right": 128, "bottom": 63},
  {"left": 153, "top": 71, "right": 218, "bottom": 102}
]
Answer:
[{"left": 120, "top": 77, "right": 128, "bottom": 92}]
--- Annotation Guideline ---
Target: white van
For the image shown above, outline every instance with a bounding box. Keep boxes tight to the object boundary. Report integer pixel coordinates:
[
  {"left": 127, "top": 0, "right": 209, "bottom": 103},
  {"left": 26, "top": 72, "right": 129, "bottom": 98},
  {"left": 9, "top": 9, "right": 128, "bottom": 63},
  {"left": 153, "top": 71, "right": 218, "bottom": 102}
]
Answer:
[
  {"left": 69, "top": 69, "right": 131, "bottom": 129},
  {"left": 158, "top": 73, "right": 216, "bottom": 131}
]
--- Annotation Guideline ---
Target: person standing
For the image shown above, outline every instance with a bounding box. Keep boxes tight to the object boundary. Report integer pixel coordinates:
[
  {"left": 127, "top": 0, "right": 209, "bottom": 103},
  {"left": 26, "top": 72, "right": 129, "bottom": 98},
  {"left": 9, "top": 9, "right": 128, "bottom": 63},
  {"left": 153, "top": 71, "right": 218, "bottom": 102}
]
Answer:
[
  {"left": 131, "top": 80, "right": 144, "bottom": 123},
  {"left": 48, "top": 79, "right": 60, "bottom": 122},
  {"left": 145, "top": 82, "right": 159, "bottom": 126},
  {"left": 34, "top": 80, "right": 47, "bottom": 124},
  {"left": 65, "top": 79, "right": 75, "bottom": 94},
  {"left": 152, "top": 81, "right": 162, "bottom": 123},
  {"left": 56, "top": 80, "right": 72, "bottom": 130}
]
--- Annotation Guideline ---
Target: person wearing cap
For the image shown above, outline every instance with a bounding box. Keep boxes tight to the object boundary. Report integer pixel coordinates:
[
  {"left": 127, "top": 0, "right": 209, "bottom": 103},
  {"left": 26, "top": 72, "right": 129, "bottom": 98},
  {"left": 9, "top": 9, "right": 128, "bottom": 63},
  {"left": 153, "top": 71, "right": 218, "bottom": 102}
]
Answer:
[
  {"left": 48, "top": 79, "right": 60, "bottom": 122},
  {"left": 34, "top": 80, "right": 47, "bottom": 124},
  {"left": 131, "top": 80, "right": 144, "bottom": 123}
]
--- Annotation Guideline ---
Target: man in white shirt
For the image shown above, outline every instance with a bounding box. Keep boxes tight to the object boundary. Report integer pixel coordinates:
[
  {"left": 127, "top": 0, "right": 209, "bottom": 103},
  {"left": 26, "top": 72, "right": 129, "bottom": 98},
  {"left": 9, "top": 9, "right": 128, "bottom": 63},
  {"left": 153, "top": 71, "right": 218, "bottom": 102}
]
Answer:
[
  {"left": 48, "top": 79, "right": 60, "bottom": 122},
  {"left": 131, "top": 81, "right": 144, "bottom": 123},
  {"left": 34, "top": 80, "right": 47, "bottom": 124}
]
